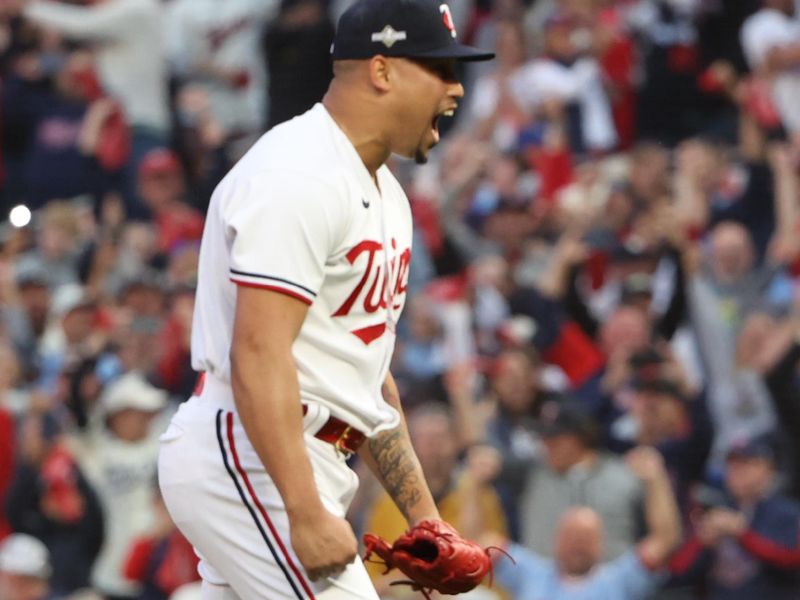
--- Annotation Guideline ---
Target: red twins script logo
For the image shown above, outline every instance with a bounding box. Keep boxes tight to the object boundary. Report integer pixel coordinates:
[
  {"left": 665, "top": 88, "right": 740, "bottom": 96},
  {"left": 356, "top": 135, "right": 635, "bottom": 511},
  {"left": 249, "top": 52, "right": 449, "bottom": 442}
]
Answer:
[
  {"left": 439, "top": 4, "right": 457, "bottom": 39},
  {"left": 333, "top": 239, "right": 411, "bottom": 345}
]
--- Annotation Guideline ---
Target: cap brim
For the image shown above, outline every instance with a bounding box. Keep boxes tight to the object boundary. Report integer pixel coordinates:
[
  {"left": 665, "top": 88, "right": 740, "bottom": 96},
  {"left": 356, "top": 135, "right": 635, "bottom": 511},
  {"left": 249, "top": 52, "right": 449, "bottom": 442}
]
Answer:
[
  {"left": 106, "top": 391, "right": 167, "bottom": 415},
  {"left": 726, "top": 449, "right": 774, "bottom": 462},
  {"left": 410, "top": 43, "right": 495, "bottom": 62}
]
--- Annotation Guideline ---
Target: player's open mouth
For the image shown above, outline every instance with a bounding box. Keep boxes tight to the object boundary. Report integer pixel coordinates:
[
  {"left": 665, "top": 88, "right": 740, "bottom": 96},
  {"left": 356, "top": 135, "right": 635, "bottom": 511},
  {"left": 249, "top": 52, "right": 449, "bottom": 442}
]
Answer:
[{"left": 431, "top": 109, "right": 456, "bottom": 142}]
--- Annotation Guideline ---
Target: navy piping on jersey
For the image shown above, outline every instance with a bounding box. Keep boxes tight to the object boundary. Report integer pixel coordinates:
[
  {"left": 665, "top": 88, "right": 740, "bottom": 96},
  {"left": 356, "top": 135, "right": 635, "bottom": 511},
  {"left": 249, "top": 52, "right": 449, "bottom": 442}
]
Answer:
[
  {"left": 229, "top": 269, "right": 317, "bottom": 297},
  {"left": 215, "top": 410, "right": 314, "bottom": 599}
]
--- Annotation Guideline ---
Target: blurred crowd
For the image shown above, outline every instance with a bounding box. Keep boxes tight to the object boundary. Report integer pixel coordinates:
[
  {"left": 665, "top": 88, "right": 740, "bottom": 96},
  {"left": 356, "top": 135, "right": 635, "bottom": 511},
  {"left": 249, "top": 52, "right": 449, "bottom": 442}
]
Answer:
[{"left": 0, "top": 0, "right": 799, "bottom": 599}]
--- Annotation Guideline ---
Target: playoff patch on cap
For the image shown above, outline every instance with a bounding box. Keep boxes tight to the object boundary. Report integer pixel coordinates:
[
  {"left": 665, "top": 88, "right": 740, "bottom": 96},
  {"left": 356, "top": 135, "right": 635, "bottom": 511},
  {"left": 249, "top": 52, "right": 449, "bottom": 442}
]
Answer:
[{"left": 332, "top": 0, "right": 494, "bottom": 61}]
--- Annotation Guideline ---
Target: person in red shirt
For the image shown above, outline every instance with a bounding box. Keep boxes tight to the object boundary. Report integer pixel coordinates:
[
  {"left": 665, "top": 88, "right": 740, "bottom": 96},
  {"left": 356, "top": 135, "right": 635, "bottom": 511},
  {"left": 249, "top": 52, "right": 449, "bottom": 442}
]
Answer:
[{"left": 136, "top": 148, "right": 204, "bottom": 254}]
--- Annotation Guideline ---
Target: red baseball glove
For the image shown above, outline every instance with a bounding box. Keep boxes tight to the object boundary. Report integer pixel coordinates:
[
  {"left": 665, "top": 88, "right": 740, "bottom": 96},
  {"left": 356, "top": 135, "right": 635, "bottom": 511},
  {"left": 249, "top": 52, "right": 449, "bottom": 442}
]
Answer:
[{"left": 363, "top": 519, "right": 509, "bottom": 598}]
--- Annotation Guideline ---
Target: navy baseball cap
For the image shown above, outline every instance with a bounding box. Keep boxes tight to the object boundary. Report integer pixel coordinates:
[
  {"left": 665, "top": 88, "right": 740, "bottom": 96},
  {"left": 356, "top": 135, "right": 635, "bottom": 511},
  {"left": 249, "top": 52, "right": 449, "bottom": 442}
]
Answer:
[
  {"left": 537, "top": 400, "right": 599, "bottom": 446},
  {"left": 631, "top": 376, "right": 685, "bottom": 402},
  {"left": 332, "top": 0, "right": 495, "bottom": 62},
  {"left": 726, "top": 435, "right": 777, "bottom": 463}
]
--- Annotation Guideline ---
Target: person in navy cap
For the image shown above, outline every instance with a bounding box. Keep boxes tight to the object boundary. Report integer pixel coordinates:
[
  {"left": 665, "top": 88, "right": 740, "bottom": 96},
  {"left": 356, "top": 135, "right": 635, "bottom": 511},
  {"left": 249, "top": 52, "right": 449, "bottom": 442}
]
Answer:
[{"left": 670, "top": 433, "right": 800, "bottom": 599}]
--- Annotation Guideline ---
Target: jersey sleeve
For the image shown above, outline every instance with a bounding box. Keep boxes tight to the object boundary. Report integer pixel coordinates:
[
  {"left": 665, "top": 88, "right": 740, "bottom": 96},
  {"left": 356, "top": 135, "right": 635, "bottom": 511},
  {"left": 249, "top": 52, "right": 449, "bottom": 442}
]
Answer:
[{"left": 225, "top": 171, "right": 349, "bottom": 305}]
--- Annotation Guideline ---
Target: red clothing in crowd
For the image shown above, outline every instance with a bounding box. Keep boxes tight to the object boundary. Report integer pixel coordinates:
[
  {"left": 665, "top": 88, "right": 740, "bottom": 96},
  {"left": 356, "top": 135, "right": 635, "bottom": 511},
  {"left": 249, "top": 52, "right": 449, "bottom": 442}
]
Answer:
[
  {"left": 598, "top": 7, "right": 637, "bottom": 150},
  {"left": 154, "top": 204, "right": 204, "bottom": 254},
  {"left": 0, "top": 408, "right": 14, "bottom": 540},
  {"left": 124, "top": 531, "right": 200, "bottom": 596}
]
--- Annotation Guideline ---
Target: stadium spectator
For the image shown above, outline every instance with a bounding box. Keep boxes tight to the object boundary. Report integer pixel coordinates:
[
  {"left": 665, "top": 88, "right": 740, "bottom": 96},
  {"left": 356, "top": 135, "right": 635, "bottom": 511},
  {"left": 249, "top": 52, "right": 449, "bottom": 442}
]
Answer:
[
  {"left": 22, "top": 0, "right": 168, "bottom": 134},
  {"left": 0, "top": 533, "right": 52, "bottom": 600},
  {"left": 1, "top": 265, "right": 51, "bottom": 378},
  {"left": 136, "top": 149, "right": 204, "bottom": 254},
  {"left": 467, "top": 19, "right": 528, "bottom": 151},
  {"left": 510, "top": 12, "right": 618, "bottom": 154},
  {"left": 670, "top": 434, "right": 800, "bottom": 599},
  {"left": 395, "top": 295, "right": 447, "bottom": 382},
  {"left": 169, "top": 86, "right": 230, "bottom": 213},
  {"left": 2, "top": 48, "right": 119, "bottom": 210},
  {"left": 480, "top": 349, "right": 559, "bottom": 539},
  {"left": 69, "top": 372, "right": 168, "bottom": 598},
  {"left": 263, "top": 0, "right": 334, "bottom": 129},
  {"left": 628, "top": 0, "right": 706, "bottom": 145},
  {"left": 492, "top": 446, "right": 682, "bottom": 600},
  {"left": 741, "top": 0, "right": 800, "bottom": 145},
  {"left": 673, "top": 138, "right": 775, "bottom": 258},
  {"left": 623, "top": 374, "right": 712, "bottom": 510},
  {"left": 37, "top": 284, "right": 100, "bottom": 393},
  {"left": 23, "top": 0, "right": 170, "bottom": 215},
  {"left": 518, "top": 400, "right": 643, "bottom": 560},
  {"left": 686, "top": 222, "right": 792, "bottom": 466},
  {"left": 152, "top": 285, "right": 195, "bottom": 398},
  {"left": 13, "top": 200, "right": 82, "bottom": 289},
  {"left": 58, "top": 355, "right": 104, "bottom": 433},
  {"left": 759, "top": 311, "right": 800, "bottom": 498},
  {"left": 166, "top": 0, "right": 277, "bottom": 160},
  {"left": 5, "top": 412, "right": 104, "bottom": 595}
]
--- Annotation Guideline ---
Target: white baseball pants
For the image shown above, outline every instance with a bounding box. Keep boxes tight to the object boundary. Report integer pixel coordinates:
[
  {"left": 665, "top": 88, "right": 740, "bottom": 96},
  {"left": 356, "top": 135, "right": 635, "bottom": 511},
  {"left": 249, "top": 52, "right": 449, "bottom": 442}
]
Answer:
[{"left": 158, "top": 381, "right": 379, "bottom": 600}]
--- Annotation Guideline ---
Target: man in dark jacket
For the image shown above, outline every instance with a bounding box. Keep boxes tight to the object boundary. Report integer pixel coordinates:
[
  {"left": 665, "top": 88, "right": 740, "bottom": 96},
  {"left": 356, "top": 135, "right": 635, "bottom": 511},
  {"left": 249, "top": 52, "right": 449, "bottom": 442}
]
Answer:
[
  {"left": 670, "top": 434, "right": 800, "bottom": 599},
  {"left": 5, "top": 412, "right": 104, "bottom": 596}
]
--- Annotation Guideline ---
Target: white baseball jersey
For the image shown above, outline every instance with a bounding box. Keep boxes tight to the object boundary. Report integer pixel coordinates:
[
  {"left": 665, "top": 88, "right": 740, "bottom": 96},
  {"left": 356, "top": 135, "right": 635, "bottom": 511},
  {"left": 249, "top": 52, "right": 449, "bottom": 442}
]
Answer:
[{"left": 192, "top": 103, "right": 412, "bottom": 436}]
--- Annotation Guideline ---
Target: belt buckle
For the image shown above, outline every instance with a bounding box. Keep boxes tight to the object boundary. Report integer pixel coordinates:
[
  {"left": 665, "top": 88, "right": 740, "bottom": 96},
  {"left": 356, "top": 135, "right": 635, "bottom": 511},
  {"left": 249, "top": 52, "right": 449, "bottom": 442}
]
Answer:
[{"left": 334, "top": 425, "right": 355, "bottom": 458}]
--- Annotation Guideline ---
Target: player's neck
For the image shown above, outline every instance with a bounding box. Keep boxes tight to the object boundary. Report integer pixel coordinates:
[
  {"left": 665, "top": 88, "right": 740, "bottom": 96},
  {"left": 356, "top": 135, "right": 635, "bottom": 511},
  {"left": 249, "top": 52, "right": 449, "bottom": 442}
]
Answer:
[{"left": 322, "top": 94, "right": 390, "bottom": 178}]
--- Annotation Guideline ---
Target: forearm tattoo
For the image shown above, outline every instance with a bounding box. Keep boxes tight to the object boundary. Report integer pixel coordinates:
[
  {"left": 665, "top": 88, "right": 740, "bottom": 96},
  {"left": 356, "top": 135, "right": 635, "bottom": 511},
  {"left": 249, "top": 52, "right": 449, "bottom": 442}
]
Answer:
[{"left": 368, "top": 428, "right": 422, "bottom": 518}]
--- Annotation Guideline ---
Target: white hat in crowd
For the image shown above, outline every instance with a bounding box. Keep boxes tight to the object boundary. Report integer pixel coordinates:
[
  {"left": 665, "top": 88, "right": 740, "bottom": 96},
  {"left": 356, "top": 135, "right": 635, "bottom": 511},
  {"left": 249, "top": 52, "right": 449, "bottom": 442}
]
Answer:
[
  {"left": 50, "top": 283, "right": 95, "bottom": 318},
  {"left": 101, "top": 372, "right": 167, "bottom": 415},
  {"left": 0, "top": 534, "right": 52, "bottom": 579}
]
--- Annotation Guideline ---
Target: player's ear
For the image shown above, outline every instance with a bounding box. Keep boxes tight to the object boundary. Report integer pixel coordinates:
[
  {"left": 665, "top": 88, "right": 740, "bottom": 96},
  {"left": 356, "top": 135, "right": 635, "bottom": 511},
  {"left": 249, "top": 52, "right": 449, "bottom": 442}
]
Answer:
[{"left": 368, "top": 55, "right": 392, "bottom": 93}]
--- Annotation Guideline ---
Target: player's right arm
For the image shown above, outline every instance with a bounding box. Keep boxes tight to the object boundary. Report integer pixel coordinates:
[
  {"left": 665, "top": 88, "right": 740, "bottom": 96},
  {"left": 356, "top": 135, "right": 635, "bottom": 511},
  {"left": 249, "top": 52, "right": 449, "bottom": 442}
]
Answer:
[{"left": 230, "top": 285, "right": 358, "bottom": 581}]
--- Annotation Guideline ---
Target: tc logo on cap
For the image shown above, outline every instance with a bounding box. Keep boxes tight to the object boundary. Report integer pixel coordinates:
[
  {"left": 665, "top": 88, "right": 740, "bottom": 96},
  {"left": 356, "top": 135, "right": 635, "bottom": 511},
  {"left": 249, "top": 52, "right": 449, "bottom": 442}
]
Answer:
[
  {"left": 439, "top": 4, "right": 457, "bottom": 39},
  {"left": 371, "top": 24, "right": 407, "bottom": 48}
]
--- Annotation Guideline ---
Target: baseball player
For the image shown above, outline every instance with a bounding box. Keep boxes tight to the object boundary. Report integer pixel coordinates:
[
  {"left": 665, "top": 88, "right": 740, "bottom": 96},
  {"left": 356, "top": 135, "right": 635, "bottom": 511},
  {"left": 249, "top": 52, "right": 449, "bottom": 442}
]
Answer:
[{"left": 157, "top": 0, "right": 493, "bottom": 599}]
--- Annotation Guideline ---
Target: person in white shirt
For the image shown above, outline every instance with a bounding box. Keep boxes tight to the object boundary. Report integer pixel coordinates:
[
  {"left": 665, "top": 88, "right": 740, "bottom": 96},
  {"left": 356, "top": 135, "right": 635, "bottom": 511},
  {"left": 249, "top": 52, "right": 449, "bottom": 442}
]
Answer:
[
  {"left": 71, "top": 372, "right": 169, "bottom": 598},
  {"left": 165, "top": 0, "right": 278, "bottom": 160},
  {"left": 157, "top": 0, "right": 493, "bottom": 598},
  {"left": 741, "top": 0, "right": 800, "bottom": 140},
  {"left": 509, "top": 13, "right": 618, "bottom": 153}
]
